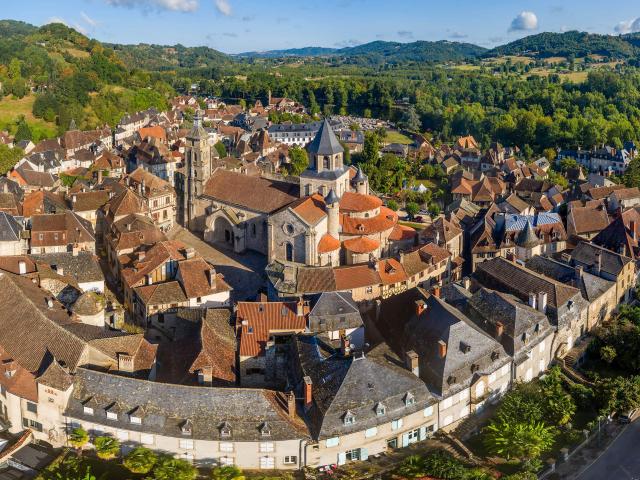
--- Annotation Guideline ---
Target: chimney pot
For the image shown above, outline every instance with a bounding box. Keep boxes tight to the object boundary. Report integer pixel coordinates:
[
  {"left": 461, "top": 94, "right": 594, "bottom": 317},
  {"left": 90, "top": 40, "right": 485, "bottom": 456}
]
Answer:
[
  {"left": 431, "top": 286, "right": 441, "bottom": 298},
  {"left": 438, "top": 340, "right": 447, "bottom": 358},
  {"left": 496, "top": 321, "right": 504, "bottom": 337},
  {"left": 405, "top": 350, "right": 419, "bottom": 377},
  {"left": 18, "top": 260, "right": 27, "bottom": 275},
  {"left": 341, "top": 335, "right": 351, "bottom": 357},
  {"left": 286, "top": 391, "right": 296, "bottom": 419},
  {"left": 415, "top": 299, "right": 426, "bottom": 316},
  {"left": 528, "top": 292, "right": 537, "bottom": 310},
  {"left": 303, "top": 376, "right": 313, "bottom": 411},
  {"left": 631, "top": 220, "right": 637, "bottom": 241},
  {"left": 537, "top": 291, "right": 548, "bottom": 314}
]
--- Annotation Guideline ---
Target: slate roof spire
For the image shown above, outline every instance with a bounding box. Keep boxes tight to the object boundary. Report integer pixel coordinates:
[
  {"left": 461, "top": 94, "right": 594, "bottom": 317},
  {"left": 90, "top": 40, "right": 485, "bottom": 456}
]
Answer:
[
  {"left": 307, "top": 119, "right": 343, "bottom": 156},
  {"left": 517, "top": 219, "right": 540, "bottom": 248}
]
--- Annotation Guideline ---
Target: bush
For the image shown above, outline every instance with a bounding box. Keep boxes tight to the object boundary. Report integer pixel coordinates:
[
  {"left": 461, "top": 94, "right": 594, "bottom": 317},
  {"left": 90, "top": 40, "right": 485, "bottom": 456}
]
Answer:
[{"left": 123, "top": 446, "right": 157, "bottom": 474}]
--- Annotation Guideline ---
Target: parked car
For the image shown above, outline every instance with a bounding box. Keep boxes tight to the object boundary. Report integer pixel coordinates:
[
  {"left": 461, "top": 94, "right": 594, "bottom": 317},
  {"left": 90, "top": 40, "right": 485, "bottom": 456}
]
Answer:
[{"left": 618, "top": 409, "right": 639, "bottom": 423}]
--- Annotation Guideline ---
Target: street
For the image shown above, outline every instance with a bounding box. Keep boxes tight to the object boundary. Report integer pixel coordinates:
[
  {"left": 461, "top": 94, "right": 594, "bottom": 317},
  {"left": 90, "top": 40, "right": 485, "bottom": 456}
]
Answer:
[{"left": 577, "top": 422, "right": 640, "bottom": 480}]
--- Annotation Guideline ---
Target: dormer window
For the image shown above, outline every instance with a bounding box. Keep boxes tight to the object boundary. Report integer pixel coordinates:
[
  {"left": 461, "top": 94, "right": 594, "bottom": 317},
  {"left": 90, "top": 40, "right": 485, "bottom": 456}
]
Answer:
[
  {"left": 460, "top": 342, "right": 471, "bottom": 353},
  {"left": 375, "top": 403, "right": 386, "bottom": 416},
  {"left": 447, "top": 375, "right": 457, "bottom": 385},
  {"left": 405, "top": 392, "right": 415, "bottom": 406},
  {"left": 343, "top": 411, "right": 355, "bottom": 426},
  {"left": 522, "top": 332, "right": 528, "bottom": 344},
  {"left": 220, "top": 422, "right": 232, "bottom": 438},
  {"left": 534, "top": 323, "right": 540, "bottom": 333},
  {"left": 260, "top": 422, "right": 271, "bottom": 437},
  {"left": 181, "top": 420, "right": 193, "bottom": 436},
  {"left": 130, "top": 415, "right": 142, "bottom": 425},
  {"left": 83, "top": 406, "right": 94, "bottom": 415},
  {"left": 107, "top": 411, "right": 118, "bottom": 421},
  {"left": 491, "top": 351, "right": 500, "bottom": 361}
]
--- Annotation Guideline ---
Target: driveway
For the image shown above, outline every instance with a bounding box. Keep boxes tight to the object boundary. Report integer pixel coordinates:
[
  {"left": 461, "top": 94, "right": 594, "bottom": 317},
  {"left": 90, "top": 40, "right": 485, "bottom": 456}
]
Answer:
[
  {"left": 168, "top": 226, "right": 266, "bottom": 302},
  {"left": 576, "top": 422, "right": 640, "bottom": 480}
]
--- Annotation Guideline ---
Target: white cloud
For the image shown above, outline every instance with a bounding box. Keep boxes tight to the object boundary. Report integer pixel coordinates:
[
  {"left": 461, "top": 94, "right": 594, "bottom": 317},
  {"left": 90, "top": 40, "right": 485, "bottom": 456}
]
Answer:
[
  {"left": 509, "top": 11, "right": 538, "bottom": 32},
  {"left": 105, "top": 0, "right": 199, "bottom": 12},
  {"left": 214, "top": 0, "right": 232, "bottom": 16},
  {"left": 615, "top": 18, "right": 640, "bottom": 34},
  {"left": 81, "top": 12, "right": 98, "bottom": 28}
]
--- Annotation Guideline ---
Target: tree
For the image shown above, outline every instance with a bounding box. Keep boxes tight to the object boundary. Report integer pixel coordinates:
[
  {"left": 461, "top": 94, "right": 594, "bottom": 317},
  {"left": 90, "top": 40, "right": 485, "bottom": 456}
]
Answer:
[
  {"left": 123, "top": 446, "right": 157, "bottom": 474},
  {"left": 68, "top": 428, "right": 89, "bottom": 454},
  {"left": 402, "top": 105, "right": 422, "bottom": 132},
  {"left": 600, "top": 345, "right": 617, "bottom": 364},
  {"left": 484, "top": 421, "right": 555, "bottom": 461},
  {"left": 214, "top": 141, "right": 227, "bottom": 158},
  {"left": 387, "top": 199, "right": 399, "bottom": 211},
  {"left": 286, "top": 145, "right": 308, "bottom": 176},
  {"left": 14, "top": 117, "right": 32, "bottom": 142},
  {"left": 405, "top": 202, "right": 420, "bottom": 219},
  {"left": 428, "top": 203, "right": 441, "bottom": 217},
  {"left": 153, "top": 456, "right": 198, "bottom": 480},
  {"left": 211, "top": 465, "right": 245, "bottom": 480},
  {"left": 93, "top": 436, "right": 120, "bottom": 460},
  {"left": 0, "top": 145, "right": 24, "bottom": 175},
  {"left": 543, "top": 148, "right": 557, "bottom": 162}
]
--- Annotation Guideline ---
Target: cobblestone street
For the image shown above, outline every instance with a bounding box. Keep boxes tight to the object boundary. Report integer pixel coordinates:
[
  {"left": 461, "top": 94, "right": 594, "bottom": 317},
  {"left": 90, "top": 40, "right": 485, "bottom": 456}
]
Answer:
[{"left": 168, "top": 226, "right": 267, "bottom": 302}]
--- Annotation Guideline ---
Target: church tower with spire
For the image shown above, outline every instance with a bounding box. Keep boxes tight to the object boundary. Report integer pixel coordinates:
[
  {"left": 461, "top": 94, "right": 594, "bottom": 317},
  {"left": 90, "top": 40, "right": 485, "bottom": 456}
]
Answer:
[
  {"left": 300, "top": 119, "right": 350, "bottom": 198},
  {"left": 184, "top": 110, "right": 212, "bottom": 227}
]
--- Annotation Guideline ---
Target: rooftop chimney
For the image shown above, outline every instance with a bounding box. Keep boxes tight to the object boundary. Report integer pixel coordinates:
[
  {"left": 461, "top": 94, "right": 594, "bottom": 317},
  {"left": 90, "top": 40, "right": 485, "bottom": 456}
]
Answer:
[
  {"left": 198, "top": 366, "right": 213, "bottom": 386},
  {"left": 185, "top": 247, "right": 195, "bottom": 259},
  {"left": 296, "top": 298, "right": 304, "bottom": 317},
  {"left": 341, "top": 335, "right": 351, "bottom": 357},
  {"left": 415, "top": 299, "right": 426, "bottom": 316},
  {"left": 528, "top": 292, "right": 537, "bottom": 310},
  {"left": 303, "top": 376, "right": 313, "bottom": 411},
  {"left": 462, "top": 276, "right": 471, "bottom": 290},
  {"left": 537, "top": 291, "right": 548, "bottom": 314},
  {"left": 3, "top": 359, "right": 16, "bottom": 378},
  {"left": 575, "top": 265, "right": 584, "bottom": 280},
  {"left": 55, "top": 266, "right": 64, "bottom": 276},
  {"left": 631, "top": 220, "right": 637, "bottom": 241},
  {"left": 405, "top": 350, "right": 419, "bottom": 377},
  {"left": 286, "top": 391, "right": 296, "bottom": 419},
  {"left": 438, "top": 340, "right": 447, "bottom": 359},
  {"left": 18, "top": 260, "right": 26, "bottom": 275},
  {"left": 495, "top": 321, "right": 504, "bottom": 337},
  {"left": 207, "top": 267, "right": 216, "bottom": 289},
  {"left": 432, "top": 286, "right": 441, "bottom": 298},
  {"left": 117, "top": 353, "right": 134, "bottom": 374},
  {"left": 595, "top": 250, "right": 602, "bottom": 275}
]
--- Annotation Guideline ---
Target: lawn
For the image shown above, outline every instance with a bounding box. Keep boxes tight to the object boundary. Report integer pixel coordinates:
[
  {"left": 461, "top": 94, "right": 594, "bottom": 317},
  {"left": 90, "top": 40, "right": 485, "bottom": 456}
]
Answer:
[
  {"left": 0, "top": 94, "right": 57, "bottom": 140},
  {"left": 385, "top": 130, "right": 413, "bottom": 145}
]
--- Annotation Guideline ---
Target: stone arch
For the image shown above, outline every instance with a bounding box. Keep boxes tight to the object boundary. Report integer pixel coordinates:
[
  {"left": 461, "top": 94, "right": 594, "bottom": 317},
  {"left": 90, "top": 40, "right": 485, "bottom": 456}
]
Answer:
[{"left": 205, "top": 213, "right": 235, "bottom": 249}]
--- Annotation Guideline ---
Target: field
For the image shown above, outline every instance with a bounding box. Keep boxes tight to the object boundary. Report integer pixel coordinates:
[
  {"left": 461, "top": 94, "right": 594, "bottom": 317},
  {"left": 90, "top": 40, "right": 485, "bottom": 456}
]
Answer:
[
  {"left": 384, "top": 130, "right": 413, "bottom": 145},
  {"left": 0, "top": 94, "right": 57, "bottom": 140}
]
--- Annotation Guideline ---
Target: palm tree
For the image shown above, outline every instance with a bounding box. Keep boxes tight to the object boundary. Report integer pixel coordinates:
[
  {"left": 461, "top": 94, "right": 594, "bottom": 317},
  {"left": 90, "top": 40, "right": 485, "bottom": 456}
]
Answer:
[
  {"left": 396, "top": 455, "right": 428, "bottom": 478},
  {"left": 123, "top": 446, "right": 158, "bottom": 474},
  {"left": 210, "top": 465, "right": 245, "bottom": 480},
  {"left": 153, "top": 456, "right": 198, "bottom": 480},
  {"left": 68, "top": 428, "right": 89, "bottom": 456},
  {"left": 93, "top": 436, "right": 120, "bottom": 460}
]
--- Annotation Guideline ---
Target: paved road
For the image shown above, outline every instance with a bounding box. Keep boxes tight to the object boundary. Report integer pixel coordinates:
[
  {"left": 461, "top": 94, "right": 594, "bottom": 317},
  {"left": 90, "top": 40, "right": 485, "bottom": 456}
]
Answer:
[
  {"left": 168, "top": 226, "right": 266, "bottom": 302},
  {"left": 577, "top": 422, "right": 640, "bottom": 480}
]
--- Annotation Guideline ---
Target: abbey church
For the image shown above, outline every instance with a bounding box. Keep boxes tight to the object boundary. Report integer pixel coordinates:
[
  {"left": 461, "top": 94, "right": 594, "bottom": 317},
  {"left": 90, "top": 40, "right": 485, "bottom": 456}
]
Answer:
[{"left": 182, "top": 116, "right": 414, "bottom": 267}]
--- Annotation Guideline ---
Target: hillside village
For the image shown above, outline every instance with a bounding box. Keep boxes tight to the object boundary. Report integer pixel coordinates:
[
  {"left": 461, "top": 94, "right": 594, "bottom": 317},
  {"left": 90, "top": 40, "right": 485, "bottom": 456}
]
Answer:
[{"left": 0, "top": 87, "right": 639, "bottom": 478}]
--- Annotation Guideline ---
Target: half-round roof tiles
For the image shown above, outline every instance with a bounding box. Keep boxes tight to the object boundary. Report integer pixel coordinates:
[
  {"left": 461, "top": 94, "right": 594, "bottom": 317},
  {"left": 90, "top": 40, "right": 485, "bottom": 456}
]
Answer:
[
  {"left": 339, "top": 192, "right": 382, "bottom": 213},
  {"left": 343, "top": 237, "right": 380, "bottom": 254},
  {"left": 317, "top": 234, "right": 341, "bottom": 253}
]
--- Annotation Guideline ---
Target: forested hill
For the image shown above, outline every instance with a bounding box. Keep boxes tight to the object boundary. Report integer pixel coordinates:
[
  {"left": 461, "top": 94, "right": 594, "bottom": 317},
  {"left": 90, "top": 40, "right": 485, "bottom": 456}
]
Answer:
[
  {"left": 106, "top": 43, "right": 230, "bottom": 71},
  {"left": 239, "top": 40, "right": 488, "bottom": 63},
  {"left": 484, "top": 31, "right": 640, "bottom": 59}
]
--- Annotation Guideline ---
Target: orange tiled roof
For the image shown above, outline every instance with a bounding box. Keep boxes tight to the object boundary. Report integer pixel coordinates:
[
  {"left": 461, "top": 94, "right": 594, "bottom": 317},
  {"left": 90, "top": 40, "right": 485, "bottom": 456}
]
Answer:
[
  {"left": 378, "top": 258, "right": 408, "bottom": 285},
  {"left": 339, "top": 192, "right": 382, "bottom": 213},
  {"left": 343, "top": 236, "right": 380, "bottom": 253},
  {"left": 340, "top": 206, "right": 397, "bottom": 235},
  {"left": 317, "top": 234, "right": 340, "bottom": 253},
  {"left": 389, "top": 224, "right": 417, "bottom": 241},
  {"left": 292, "top": 194, "right": 326, "bottom": 225},
  {"left": 138, "top": 125, "right": 166, "bottom": 142}
]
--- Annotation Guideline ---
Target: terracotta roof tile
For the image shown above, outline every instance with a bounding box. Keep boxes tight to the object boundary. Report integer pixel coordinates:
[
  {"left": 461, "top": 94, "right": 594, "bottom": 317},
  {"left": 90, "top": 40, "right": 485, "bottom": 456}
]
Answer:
[
  {"left": 341, "top": 206, "right": 397, "bottom": 235},
  {"left": 339, "top": 192, "right": 382, "bottom": 213},
  {"left": 317, "top": 234, "right": 340, "bottom": 253},
  {"left": 343, "top": 236, "right": 380, "bottom": 253}
]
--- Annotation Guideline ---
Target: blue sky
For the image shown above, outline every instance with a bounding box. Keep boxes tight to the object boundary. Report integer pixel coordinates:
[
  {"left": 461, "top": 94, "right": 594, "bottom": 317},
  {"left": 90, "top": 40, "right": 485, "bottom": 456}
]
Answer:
[{"left": 9, "top": 0, "right": 640, "bottom": 53}]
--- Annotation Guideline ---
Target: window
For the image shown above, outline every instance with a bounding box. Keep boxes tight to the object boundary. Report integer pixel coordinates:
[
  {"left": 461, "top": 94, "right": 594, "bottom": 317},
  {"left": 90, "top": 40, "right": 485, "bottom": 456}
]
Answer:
[
  {"left": 488, "top": 372, "right": 496, "bottom": 383},
  {"left": 259, "top": 442, "right": 274, "bottom": 453},
  {"left": 107, "top": 411, "right": 118, "bottom": 420},
  {"left": 26, "top": 402, "right": 37, "bottom": 414},
  {"left": 285, "top": 242, "right": 294, "bottom": 262},
  {"left": 366, "top": 286, "right": 373, "bottom": 294},
  {"left": 221, "top": 423, "right": 232, "bottom": 437},
  {"left": 83, "top": 406, "right": 94, "bottom": 415},
  {"left": 345, "top": 449, "right": 361, "bottom": 461},
  {"left": 325, "top": 437, "right": 339, "bottom": 448},
  {"left": 219, "top": 456, "right": 234, "bottom": 466},
  {"left": 219, "top": 442, "right": 234, "bottom": 452},
  {"left": 391, "top": 419, "right": 403, "bottom": 430},
  {"left": 405, "top": 392, "right": 415, "bottom": 406},
  {"left": 375, "top": 403, "right": 386, "bottom": 416},
  {"left": 424, "top": 406, "right": 434, "bottom": 417},
  {"left": 116, "top": 430, "right": 129, "bottom": 441},
  {"left": 283, "top": 456, "right": 297, "bottom": 465},
  {"left": 23, "top": 419, "right": 42, "bottom": 432},
  {"left": 407, "top": 428, "right": 420, "bottom": 444},
  {"left": 343, "top": 411, "right": 355, "bottom": 425},
  {"left": 259, "top": 456, "right": 275, "bottom": 469},
  {"left": 130, "top": 416, "right": 142, "bottom": 425},
  {"left": 365, "top": 427, "right": 377, "bottom": 438},
  {"left": 141, "top": 433, "right": 154, "bottom": 445},
  {"left": 179, "top": 439, "right": 194, "bottom": 450}
]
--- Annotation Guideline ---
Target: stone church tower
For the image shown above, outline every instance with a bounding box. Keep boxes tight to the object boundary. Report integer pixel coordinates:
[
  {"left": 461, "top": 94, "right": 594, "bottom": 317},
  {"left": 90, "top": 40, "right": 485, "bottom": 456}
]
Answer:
[{"left": 184, "top": 111, "right": 212, "bottom": 228}]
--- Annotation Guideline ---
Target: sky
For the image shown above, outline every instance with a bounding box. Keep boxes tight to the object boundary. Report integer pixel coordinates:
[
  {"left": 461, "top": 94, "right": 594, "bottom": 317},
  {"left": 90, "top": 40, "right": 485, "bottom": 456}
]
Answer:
[{"left": 8, "top": 0, "right": 640, "bottom": 54}]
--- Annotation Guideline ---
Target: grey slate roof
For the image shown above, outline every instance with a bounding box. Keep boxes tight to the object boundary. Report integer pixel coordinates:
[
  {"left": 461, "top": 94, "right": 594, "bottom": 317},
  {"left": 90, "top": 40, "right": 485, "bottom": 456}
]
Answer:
[
  {"left": 65, "top": 368, "right": 309, "bottom": 441},
  {"left": 570, "top": 241, "right": 632, "bottom": 278},
  {"left": 0, "top": 212, "right": 22, "bottom": 242},
  {"left": 526, "top": 255, "right": 614, "bottom": 303},
  {"left": 465, "top": 288, "right": 552, "bottom": 360},
  {"left": 373, "top": 288, "right": 508, "bottom": 397},
  {"left": 307, "top": 291, "right": 363, "bottom": 334},
  {"left": 292, "top": 334, "right": 432, "bottom": 439},
  {"left": 30, "top": 252, "right": 104, "bottom": 285},
  {"left": 516, "top": 219, "right": 540, "bottom": 247},
  {"left": 306, "top": 119, "right": 344, "bottom": 156}
]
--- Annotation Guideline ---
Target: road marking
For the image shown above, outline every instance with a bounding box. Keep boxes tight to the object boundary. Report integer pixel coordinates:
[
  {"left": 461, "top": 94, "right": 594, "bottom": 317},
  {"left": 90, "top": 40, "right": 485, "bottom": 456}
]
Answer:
[{"left": 574, "top": 424, "right": 630, "bottom": 479}]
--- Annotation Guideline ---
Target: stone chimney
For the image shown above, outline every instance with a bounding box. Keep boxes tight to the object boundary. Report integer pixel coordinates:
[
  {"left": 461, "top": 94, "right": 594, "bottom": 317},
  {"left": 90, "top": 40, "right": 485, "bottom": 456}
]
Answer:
[
  {"left": 537, "top": 291, "right": 548, "bottom": 314},
  {"left": 117, "top": 353, "right": 134, "bottom": 374},
  {"left": 415, "top": 299, "right": 426, "bottom": 316},
  {"left": 496, "top": 321, "right": 504, "bottom": 337},
  {"left": 462, "top": 276, "right": 470, "bottom": 290},
  {"left": 18, "top": 260, "right": 26, "bottom": 275},
  {"left": 55, "top": 266, "right": 64, "bottom": 276},
  {"left": 595, "top": 250, "right": 602, "bottom": 275},
  {"left": 137, "top": 250, "right": 146, "bottom": 261},
  {"left": 199, "top": 366, "right": 213, "bottom": 386},
  {"left": 296, "top": 298, "right": 304, "bottom": 317},
  {"left": 432, "top": 286, "right": 441, "bottom": 298},
  {"left": 575, "top": 265, "right": 583, "bottom": 280},
  {"left": 631, "top": 220, "right": 637, "bottom": 241},
  {"left": 72, "top": 194, "right": 77, "bottom": 203},
  {"left": 185, "top": 247, "right": 195, "bottom": 259},
  {"left": 286, "top": 391, "right": 296, "bottom": 419},
  {"left": 3, "top": 359, "right": 16, "bottom": 378},
  {"left": 405, "top": 350, "right": 419, "bottom": 377},
  {"left": 97, "top": 169, "right": 103, "bottom": 185},
  {"left": 438, "top": 340, "right": 447, "bottom": 358},
  {"left": 341, "top": 335, "right": 351, "bottom": 357},
  {"left": 528, "top": 292, "right": 537, "bottom": 310},
  {"left": 303, "top": 376, "right": 313, "bottom": 411}
]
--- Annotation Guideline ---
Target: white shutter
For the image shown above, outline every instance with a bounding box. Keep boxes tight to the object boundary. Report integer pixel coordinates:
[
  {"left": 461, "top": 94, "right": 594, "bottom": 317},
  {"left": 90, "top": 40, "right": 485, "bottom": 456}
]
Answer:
[
  {"left": 401, "top": 433, "right": 410, "bottom": 448},
  {"left": 360, "top": 448, "right": 368, "bottom": 461},
  {"left": 337, "top": 452, "right": 347, "bottom": 465}
]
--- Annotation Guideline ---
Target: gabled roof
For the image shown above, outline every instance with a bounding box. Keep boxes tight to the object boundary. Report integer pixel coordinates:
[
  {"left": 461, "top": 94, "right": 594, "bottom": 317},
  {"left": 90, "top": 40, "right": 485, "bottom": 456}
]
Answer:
[
  {"left": 0, "top": 212, "right": 22, "bottom": 242},
  {"left": 570, "top": 241, "right": 632, "bottom": 277},
  {"left": 306, "top": 119, "right": 344, "bottom": 156}
]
